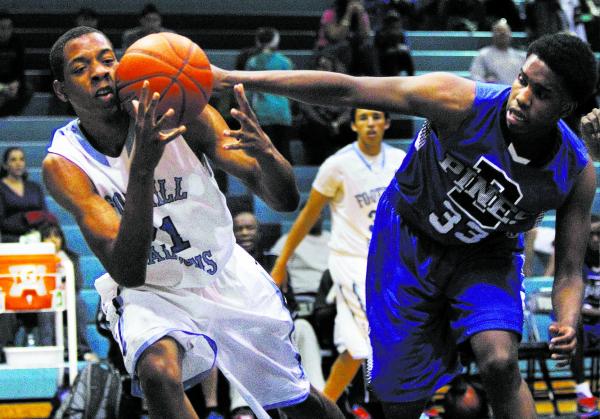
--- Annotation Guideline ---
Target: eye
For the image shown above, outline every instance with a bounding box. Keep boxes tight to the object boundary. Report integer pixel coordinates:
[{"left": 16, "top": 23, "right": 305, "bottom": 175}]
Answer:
[
  {"left": 517, "top": 73, "right": 527, "bottom": 86},
  {"left": 71, "top": 66, "right": 85, "bottom": 75}
]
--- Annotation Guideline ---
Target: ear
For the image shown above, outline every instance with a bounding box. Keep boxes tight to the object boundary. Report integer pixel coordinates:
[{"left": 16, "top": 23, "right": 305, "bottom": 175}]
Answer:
[
  {"left": 351, "top": 121, "right": 357, "bottom": 133},
  {"left": 560, "top": 101, "right": 577, "bottom": 118},
  {"left": 384, "top": 117, "right": 391, "bottom": 130},
  {"left": 52, "top": 80, "right": 68, "bottom": 103}
]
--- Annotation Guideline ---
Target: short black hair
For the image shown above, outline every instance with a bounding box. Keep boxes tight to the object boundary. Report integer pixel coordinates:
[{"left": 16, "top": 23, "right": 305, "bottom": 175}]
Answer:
[
  {"left": 141, "top": 3, "right": 160, "bottom": 17},
  {"left": 351, "top": 108, "right": 391, "bottom": 121},
  {"left": 592, "top": 214, "right": 600, "bottom": 223},
  {"left": 49, "top": 26, "right": 107, "bottom": 82},
  {"left": 527, "top": 33, "right": 598, "bottom": 108}
]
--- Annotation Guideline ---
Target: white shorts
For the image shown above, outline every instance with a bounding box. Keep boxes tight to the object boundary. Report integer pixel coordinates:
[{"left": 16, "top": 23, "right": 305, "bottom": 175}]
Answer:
[
  {"left": 329, "top": 252, "right": 371, "bottom": 360},
  {"left": 96, "top": 245, "right": 309, "bottom": 419}
]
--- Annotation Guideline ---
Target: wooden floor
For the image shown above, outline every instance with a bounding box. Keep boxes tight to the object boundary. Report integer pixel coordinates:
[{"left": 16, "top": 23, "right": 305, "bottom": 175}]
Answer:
[{"left": 0, "top": 379, "right": 591, "bottom": 418}]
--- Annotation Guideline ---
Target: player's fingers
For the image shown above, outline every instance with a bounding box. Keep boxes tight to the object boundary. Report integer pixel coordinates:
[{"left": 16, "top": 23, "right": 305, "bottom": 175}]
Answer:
[
  {"left": 230, "top": 107, "right": 257, "bottom": 131},
  {"left": 138, "top": 81, "right": 150, "bottom": 114},
  {"left": 233, "top": 84, "right": 258, "bottom": 120},
  {"left": 146, "top": 92, "right": 160, "bottom": 124},
  {"left": 156, "top": 108, "right": 175, "bottom": 127},
  {"left": 161, "top": 125, "right": 186, "bottom": 143}
]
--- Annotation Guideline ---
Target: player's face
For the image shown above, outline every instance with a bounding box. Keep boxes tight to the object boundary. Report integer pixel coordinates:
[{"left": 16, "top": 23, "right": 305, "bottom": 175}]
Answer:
[
  {"left": 506, "top": 54, "right": 573, "bottom": 139},
  {"left": 58, "top": 32, "right": 119, "bottom": 114},
  {"left": 352, "top": 109, "right": 389, "bottom": 148},
  {"left": 233, "top": 212, "right": 258, "bottom": 254},
  {"left": 589, "top": 221, "right": 600, "bottom": 253},
  {"left": 4, "top": 149, "right": 25, "bottom": 179}
]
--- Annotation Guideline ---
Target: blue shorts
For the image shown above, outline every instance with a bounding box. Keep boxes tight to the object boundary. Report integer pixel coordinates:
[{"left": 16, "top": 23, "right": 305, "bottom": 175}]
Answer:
[{"left": 366, "top": 188, "right": 524, "bottom": 403}]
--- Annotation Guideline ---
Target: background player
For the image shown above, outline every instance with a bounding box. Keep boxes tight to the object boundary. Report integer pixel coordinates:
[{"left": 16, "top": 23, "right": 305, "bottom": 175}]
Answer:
[
  {"left": 43, "top": 27, "right": 344, "bottom": 419},
  {"left": 271, "top": 108, "right": 405, "bottom": 407},
  {"left": 212, "top": 32, "right": 600, "bottom": 418}
]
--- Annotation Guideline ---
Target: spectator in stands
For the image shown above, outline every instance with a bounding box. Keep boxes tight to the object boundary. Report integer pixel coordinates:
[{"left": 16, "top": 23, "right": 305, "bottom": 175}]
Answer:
[
  {"left": 0, "top": 147, "right": 48, "bottom": 243},
  {"left": 469, "top": 19, "right": 526, "bottom": 85},
  {"left": 0, "top": 146, "right": 55, "bottom": 356},
  {"left": 245, "top": 27, "right": 295, "bottom": 164},
  {"left": 298, "top": 54, "right": 352, "bottom": 165},
  {"left": 526, "top": 0, "right": 571, "bottom": 41},
  {"left": 315, "top": 0, "right": 379, "bottom": 75},
  {"left": 39, "top": 222, "right": 99, "bottom": 362},
  {"left": 569, "top": 214, "right": 600, "bottom": 416},
  {"left": 74, "top": 7, "right": 99, "bottom": 29},
  {"left": 481, "top": 0, "right": 524, "bottom": 31},
  {"left": 560, "top": 0, "right": 589, "bottom": 41},
  {"left": 438, "top": 0, "right": 485, "bottom": 31},
  {"left": 122, "top": 3, "right": 172, "bottom": 49},
  {"left": 270, "top": 109, "right": 406, "bottom": 414},
  {"left": 374, "top": 9, "right": 415, "bottom": 77},
  {"left": 0, "top": 10, "right": 31, "bottom": 116}
]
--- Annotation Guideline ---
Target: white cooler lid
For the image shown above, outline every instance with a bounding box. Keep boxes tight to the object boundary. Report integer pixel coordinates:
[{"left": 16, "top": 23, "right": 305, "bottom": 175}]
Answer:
[{"left": 0, "top": 242, "right": 55, "bottom": 256}]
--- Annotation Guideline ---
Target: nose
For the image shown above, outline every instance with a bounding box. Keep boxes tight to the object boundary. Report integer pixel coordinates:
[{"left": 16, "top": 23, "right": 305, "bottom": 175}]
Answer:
[
  {"left": 91, "top": 60, "right": 111, "bottom": 82},
  {"left": 515, "top": 85, "right": 532, "bottom": 110}
]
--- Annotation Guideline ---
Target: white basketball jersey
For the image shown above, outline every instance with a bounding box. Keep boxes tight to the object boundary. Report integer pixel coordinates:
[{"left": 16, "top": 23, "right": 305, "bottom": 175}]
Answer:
[
  {"left": 313, "top": 142, "right": 406, "bottom": 257},
  {"left": 47, "top": 119, "right": 235, "bottom": 288}
]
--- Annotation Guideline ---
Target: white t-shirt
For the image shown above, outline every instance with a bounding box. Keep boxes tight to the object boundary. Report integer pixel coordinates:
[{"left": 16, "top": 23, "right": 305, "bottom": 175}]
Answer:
[{"left": 312, "top": 142, "right": 406, "bottom": 257}]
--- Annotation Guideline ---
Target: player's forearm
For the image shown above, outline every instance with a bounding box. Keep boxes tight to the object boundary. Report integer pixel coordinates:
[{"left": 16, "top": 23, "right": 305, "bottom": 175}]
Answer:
[
  {"left": 109, "top": 168, "right": 156, "bottom": 287},
  {"left": 224, "top": 70, "right": 358, "bottom": 108},
  {"left": 253, "top": 147, "right": 299, "bottom": 212},
  {"left": 552, "top": 275, "right": 584, "bottom": 329}
]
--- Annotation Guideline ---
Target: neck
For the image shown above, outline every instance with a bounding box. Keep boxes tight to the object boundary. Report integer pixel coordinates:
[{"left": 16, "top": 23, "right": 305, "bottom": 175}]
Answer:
[
  {"left": 4, "top": 175, "right": 22, "bottom": 183},
  {"left": 357, "top": 140, "right": 382, "bottom": 156},
  {"left": 78, "top": 111, "right": 130, "bottom": 157}
]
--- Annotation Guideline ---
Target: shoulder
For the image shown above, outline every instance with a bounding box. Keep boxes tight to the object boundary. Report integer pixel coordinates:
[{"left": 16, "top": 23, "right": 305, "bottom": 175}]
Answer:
[{"left": 385, "top": 144, "right": 407, "bottom": 161}]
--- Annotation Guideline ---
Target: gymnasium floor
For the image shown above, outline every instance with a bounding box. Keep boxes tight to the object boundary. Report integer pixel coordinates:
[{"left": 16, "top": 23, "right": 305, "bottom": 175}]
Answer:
[{"left": 0, "top": 379, "right": 591, "bottom": 419}]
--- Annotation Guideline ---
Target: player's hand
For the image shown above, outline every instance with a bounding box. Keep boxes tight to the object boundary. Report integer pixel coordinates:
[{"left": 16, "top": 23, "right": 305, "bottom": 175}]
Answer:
[
  {"left": 548, "top": 322, "right": 577, "bottom": 367},
  {"left": 581, "top": 108, "right": 600, "bottom": 160},
  {"left": 223, "top": 84, "right": 274, "bottom": 158},
  {"left": 131, "top": 81, "right": 186, "bottom": 170},
  {"left": 270, "top": 262, "right": 288, "bottom": 288},
  {"left": 210, "top": 64, "right": 232, "bottom": 92}
]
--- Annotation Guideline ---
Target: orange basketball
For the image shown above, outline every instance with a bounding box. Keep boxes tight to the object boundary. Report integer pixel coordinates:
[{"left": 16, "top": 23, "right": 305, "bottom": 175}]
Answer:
[{"left": 116, "top": 32, "right": 213, "bottom": 127}]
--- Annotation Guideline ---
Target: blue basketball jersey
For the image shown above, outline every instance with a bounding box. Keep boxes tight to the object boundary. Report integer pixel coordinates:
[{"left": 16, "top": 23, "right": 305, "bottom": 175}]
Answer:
[{"left": 390, "top": 83, "right": 589, "bottom": 245}]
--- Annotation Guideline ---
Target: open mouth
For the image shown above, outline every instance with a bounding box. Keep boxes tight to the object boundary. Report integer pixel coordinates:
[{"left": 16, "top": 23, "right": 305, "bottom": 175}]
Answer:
[
  {"left": 509, "top": 108, "right": 526, "bottom": 121},
  {"left": 95, "top": 86, "right": 114, "bottom": 97}
]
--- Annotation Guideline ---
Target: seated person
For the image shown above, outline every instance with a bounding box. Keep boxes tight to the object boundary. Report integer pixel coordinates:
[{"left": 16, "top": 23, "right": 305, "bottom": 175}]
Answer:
[
  {"left": 122, "top": 3, "right": 172, "bottom": 49},
  {"left": 0, "top": 10, "right": 31, "bottom": 116}
]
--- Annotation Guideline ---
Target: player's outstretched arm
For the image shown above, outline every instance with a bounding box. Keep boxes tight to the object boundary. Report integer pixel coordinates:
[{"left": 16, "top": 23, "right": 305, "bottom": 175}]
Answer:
[
  {"left": 186, "top": 84, "right": 299, "bottom": 212},
  {"left": 212, "top": 66, "right": 475, "bottom": 128},
  {"left": 550, "top": 161, "right": 596, "bottom": 366},
  {"left": 271, "top": 189, "right": 330, "bottom": 287}
]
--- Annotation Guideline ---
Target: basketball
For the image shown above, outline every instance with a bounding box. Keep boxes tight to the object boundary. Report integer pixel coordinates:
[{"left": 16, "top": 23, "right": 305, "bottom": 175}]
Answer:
[{"left": 116, "top": 32, "right": 213, "bottom": 127}]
